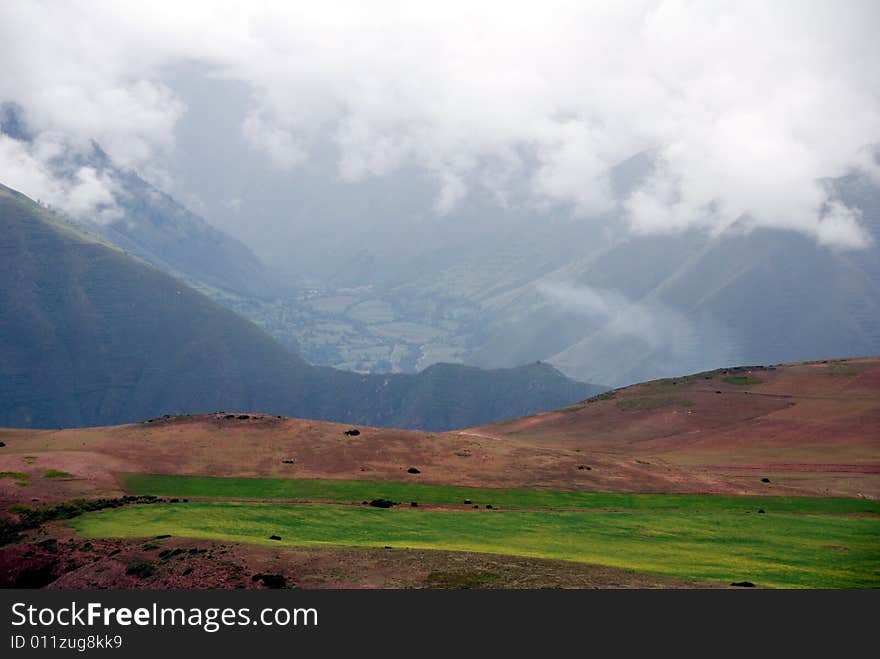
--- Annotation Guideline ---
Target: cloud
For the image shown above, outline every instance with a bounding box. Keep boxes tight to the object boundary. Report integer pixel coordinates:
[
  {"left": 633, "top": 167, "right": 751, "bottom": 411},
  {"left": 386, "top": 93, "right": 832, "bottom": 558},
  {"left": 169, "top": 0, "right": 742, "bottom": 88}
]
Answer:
[
  {"left": 0, "top": 133, "right": 122, "bottom": 223},
  {"left": 1, "top": 1, "right": 878, "bottom": 247},
  {"left": 537, "top": 281, "right": 742, "bottom": 386},
  {"left": 537, "top": 281, "right": 689, "bottom": 350}
]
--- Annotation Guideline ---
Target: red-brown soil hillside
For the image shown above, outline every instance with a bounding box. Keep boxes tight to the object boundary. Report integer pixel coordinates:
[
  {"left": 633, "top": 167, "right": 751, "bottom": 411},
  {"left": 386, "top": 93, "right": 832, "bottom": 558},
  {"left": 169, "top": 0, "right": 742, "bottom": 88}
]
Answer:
[{"left": 0, "top": 357, "right": 877, "bottom": 508}]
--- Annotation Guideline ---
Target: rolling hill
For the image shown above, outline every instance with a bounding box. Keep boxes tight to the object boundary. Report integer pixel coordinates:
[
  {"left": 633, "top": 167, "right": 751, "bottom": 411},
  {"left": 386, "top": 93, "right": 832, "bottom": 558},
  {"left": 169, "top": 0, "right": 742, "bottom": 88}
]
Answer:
[
  {"left": 1, "top": 356, "right": 876, "bottom": 504},
  {"left": 0, "top": 355, "right": 875, "bottom": 590}
]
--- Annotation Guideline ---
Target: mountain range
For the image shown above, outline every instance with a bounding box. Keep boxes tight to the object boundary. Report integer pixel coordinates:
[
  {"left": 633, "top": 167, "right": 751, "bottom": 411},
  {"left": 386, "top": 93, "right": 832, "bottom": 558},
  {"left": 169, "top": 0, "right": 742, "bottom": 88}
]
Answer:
[{"left": 0, "top": 182, "right": 599, "bottom": 430}]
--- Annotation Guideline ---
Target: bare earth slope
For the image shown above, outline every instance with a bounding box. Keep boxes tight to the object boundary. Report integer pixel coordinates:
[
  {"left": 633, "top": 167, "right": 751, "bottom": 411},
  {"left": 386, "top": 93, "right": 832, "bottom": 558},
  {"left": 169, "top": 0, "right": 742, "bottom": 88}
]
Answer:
[{"left": 1, "top": 357, "right": 877, "bottom": 509}]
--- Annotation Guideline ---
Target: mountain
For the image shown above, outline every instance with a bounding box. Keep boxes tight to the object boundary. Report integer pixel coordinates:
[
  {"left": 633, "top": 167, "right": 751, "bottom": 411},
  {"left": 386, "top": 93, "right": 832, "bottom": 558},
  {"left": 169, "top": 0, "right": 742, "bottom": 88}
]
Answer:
[
  {"left": 415, "top": 172, "right": 880, "bottom": 387},
  {"left": 0, "top": 182, "right": 599, "bottom": 430}
]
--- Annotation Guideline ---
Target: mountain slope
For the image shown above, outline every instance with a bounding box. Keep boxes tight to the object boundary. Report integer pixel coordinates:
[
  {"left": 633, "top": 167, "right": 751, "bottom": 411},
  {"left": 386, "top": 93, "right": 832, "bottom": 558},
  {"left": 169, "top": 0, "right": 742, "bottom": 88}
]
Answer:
[{"left": 0, "top": 183, "right": 598, "bottom": 430}]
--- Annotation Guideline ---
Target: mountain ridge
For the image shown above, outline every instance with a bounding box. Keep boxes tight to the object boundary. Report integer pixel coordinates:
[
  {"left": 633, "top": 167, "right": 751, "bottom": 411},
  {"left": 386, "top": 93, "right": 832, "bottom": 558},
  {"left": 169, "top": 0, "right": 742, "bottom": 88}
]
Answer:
[{"left": 0, "top": 182, "right": 599, "bottom": 431}]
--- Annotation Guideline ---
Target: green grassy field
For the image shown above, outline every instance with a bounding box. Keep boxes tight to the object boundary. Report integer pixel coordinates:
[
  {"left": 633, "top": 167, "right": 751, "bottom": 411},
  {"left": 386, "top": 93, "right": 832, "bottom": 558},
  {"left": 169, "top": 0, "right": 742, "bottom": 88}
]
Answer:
[
  {"left": 69, "top": 502, "right": 880, "bottom": 588},
  {"left": 124, "top": 474, "right": 880, "bottom": 514}
]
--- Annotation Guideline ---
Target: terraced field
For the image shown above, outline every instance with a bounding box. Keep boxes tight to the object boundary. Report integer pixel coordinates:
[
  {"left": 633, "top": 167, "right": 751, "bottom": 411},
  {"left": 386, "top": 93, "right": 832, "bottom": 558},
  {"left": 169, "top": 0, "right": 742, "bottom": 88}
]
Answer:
[{"left": 60, "top": 474, "right": 880, "bottom": 589}]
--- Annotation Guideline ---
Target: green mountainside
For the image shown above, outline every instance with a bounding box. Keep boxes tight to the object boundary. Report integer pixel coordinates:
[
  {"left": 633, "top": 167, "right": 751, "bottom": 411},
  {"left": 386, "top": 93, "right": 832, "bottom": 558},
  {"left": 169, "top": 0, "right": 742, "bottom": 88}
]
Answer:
[{"left": 0, "top": 183, "right": 600, "bottom": 430}]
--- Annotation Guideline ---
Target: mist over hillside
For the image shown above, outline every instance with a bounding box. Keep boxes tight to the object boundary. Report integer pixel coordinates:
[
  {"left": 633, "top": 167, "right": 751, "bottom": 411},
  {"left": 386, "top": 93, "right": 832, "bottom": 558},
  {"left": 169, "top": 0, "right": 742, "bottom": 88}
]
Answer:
[
  {"left": 0, "top": 182, "right": 597, "bottom": 430},
  {"left": 2, "top": 2, "right": 879, "bottom": 391}
]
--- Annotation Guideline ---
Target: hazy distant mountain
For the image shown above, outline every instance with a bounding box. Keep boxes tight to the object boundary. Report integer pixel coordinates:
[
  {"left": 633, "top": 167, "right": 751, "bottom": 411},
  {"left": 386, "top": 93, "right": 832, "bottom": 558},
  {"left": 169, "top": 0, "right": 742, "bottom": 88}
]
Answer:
[
  {"left": 463, "top": 172, "right": 880, "bottom": 386},
  {"left": 0, "top": 183, "right": 598, "bottom": 430}
]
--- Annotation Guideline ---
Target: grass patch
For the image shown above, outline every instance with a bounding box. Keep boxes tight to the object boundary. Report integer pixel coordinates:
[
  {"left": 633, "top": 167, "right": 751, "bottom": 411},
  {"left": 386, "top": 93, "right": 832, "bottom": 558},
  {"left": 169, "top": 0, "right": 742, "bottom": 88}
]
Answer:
[
  {"left": 69, "top": 502, "right": 880, "bottom": 588},
  {"left": 823, "top": 364, "right": 859, "bottom": 377},
  {"left": 558, "top": 404, "right": 585, "bottom": 414},
  {"left": 0, "top": 472, "right": 29, "bottom": 481},
  {"left": 425, "top": 571, "right": 501, "bottom": 589},
  {"left": 617, "top": 397, "right": 694, "bottom": 411},
  {"left": 44, "top": 469, "right": 73, "bottom": 478},
  {"left": 0, "top": 495, "right": 161, "bottom": 546},
  {"left": 123, "top": 475, "right": 879, "bottom": 515},
  {"left": 722, "top": 376, "right": 763, "bottom": 386}
]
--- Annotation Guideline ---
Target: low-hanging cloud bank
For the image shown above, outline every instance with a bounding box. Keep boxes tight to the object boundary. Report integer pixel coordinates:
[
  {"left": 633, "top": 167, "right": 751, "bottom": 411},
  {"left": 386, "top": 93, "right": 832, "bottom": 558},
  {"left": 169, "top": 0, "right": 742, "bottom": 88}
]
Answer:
[{"left": 1, "top": 1, "right": 878, "bottom": 247}]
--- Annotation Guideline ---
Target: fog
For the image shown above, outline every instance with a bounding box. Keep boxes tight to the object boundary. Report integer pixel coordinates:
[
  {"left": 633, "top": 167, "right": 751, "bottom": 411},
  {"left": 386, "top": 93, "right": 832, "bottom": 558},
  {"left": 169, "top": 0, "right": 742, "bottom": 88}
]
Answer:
[
  {"left": 1, "top": 0, "right": 878, "bottom": 261},
  {"left": 2, "top": 1, "right": 880, "bottom": 385}
]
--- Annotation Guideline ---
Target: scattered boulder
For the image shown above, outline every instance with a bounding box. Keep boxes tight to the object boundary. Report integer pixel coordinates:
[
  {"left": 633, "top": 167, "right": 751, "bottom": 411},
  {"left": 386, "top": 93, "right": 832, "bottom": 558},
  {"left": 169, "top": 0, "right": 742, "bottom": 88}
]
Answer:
[
  {"left": 282, "top": 459, "right": 295, "bottom": 464},
  {"left": 464, "top": 499, "right": 472, "bottom": 505},
  {"left": 0, "top": 442, "right": 5, "bottom": 447},
  {"left": 35, "top": 539, "right": 58, "bottom": 552},
  {"left": 473, "top": 505, "right": 479, "bottom": 509},
  {"left": 407, "top": 467, "right": 421, "bottom": 474},
  {"left": 237, "top": 415, "right": 250, "bottom": 420},
  {"left": 125, "top": 560, "right": 155, "bottom": 578},
  {"left": 251, "top": 573, "right": 286, "bottom": 589},
  {"left": 758, "top": 509, "right": 766, "bottom": 514},
  {"left": 715, "top": 390, "right": 722, "bottom": 394},
  {"left": 485, "top": 504, "right": 493, "bottom": 509},
  {"left": 369, "top": 499, "right": 397, "bottom": 508},
  {"left": 411, "top": 501, "right": 418, "bottom": 507},
  {"left": 578, "top": 465, "right": 592, "bottom": 471},
  {"left": 158, "top": 548, "right": 185, "bottom": 560},
  {"left": 224, "top": 414, "right": 235, "bottom": 420},
  {"left": 269, "top": 535, "right": 282, "bottom": 541},
  {"left": 761, "top": 478, "right": 771, "bottom": 483},
  {"left": 730, "top": 581, "right": 756, "bottom": 588},
  {"left": 344, "top": 429, "right": 361, "bottom": 436}
]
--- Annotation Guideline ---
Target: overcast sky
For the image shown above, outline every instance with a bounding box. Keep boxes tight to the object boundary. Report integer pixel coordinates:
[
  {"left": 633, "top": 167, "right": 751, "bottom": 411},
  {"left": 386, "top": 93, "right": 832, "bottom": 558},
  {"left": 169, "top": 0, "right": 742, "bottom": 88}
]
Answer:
[{"left": 1, "top": 0, "right": 879, "bottom": 258}]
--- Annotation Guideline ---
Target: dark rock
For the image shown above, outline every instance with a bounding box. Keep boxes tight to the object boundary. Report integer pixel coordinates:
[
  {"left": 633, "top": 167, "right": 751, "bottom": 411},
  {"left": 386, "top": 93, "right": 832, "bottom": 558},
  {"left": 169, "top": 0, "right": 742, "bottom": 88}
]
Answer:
[
  {"left": 464, "top": 499, "right": 472, "bottom": 504},
  {"left": 369, "top": 499, "right": 397, "bottom": 508},
  {"left": 35, "top": 539, "right": 58, "bottom": 552},
  {"left": 485, "top": 504, "right": 493, "bottom": 509},
  {"left": 125, "top": 560, "right": 155, "bottom": 578},
  {"left": 730, "top": 581, "right": 756, "bottom": 587},
  {"left": 761, "top": 478, "right": 771, "bottom": 483},
  {"left": 251, "top": 573, "right": 286, "bottom": 589},
  {"left": 344, "top": 429, "right": 361, "bottom": 436},
  {"left": 269, "top": 535, "right": 282, "bottom": 540},
  {"left": 758, "top": 509, "right": 765, "bottom": 514},
  {"left": 411, "top": 501, "right": 418, "bottom": 507},
  {"left": 407, "top": 467, "right": 421, "bottom": 474},
  {"left": 237, "top": 415, "right": 250, "bottom": 420}
]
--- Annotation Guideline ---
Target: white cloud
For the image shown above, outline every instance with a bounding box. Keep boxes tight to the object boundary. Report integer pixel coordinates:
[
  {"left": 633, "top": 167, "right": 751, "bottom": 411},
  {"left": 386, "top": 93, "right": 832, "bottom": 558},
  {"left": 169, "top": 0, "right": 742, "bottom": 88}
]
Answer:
[
  {"left": 0, "top": 134, "right": 121, "bottom": 223},
  {"left": 1, "top": 0, "right": 878, "bottom": 247}
]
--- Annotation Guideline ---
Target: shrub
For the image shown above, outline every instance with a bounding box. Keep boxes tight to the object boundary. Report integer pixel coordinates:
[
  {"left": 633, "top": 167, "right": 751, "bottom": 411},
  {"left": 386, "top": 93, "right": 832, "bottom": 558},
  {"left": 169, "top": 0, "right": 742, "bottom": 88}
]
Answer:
[
  {"left": 44, "top": 469, "right": 73, "bottom": 478},
  {"left": 125, "top": 560, "right": 155, "bottom": 578},
  {"left": 368, "top": 499, "right": 398, "bottom": 508},
  {"left": 251, "top": 573, "right": 287, "bottom": 589}
]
